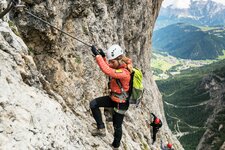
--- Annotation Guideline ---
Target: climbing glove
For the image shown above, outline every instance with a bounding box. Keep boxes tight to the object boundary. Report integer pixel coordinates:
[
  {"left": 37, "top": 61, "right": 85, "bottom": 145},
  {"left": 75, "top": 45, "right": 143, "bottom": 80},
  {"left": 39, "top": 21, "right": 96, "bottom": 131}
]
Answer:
[
  {"left": 98, "top": 49, "right": 105, "bottom": 57},
  {"left": 91, "top": 45, "right": 99, "bottom": 56}
]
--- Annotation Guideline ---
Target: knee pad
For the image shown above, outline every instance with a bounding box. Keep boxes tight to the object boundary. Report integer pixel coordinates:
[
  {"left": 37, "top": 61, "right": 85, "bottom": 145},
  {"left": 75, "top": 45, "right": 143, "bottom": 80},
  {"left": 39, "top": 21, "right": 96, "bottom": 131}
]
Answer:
[{"left": 90, "top": 99, "right": 97, "bottom": 109}]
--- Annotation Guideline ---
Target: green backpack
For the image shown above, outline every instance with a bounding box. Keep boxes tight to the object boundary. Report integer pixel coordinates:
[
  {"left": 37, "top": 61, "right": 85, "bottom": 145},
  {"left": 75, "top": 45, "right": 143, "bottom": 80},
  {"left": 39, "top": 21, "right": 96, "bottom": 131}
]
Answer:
[{"left": 116, "top": 68, "right": 144, "bottom": 107}]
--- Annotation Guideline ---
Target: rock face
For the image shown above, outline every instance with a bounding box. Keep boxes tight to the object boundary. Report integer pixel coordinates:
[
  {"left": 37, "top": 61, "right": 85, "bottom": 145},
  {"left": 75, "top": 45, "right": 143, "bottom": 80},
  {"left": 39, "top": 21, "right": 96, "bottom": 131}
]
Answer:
[
  {"left": 197, "top": 73, "right": 225, "bottom": 150},
  {"left": 0, "top": 0, "right": 183, "bottom": 149}
]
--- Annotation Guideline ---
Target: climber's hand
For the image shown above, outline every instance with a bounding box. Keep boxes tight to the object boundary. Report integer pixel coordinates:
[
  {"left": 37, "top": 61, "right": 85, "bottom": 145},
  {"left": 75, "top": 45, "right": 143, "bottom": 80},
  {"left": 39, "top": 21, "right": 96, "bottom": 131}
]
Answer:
[
  {"left": 98, "top": 49, "right": 105, "bottom": 57},
  {"left": 91, "top": 45, "right": 99, "bottom": 56}
]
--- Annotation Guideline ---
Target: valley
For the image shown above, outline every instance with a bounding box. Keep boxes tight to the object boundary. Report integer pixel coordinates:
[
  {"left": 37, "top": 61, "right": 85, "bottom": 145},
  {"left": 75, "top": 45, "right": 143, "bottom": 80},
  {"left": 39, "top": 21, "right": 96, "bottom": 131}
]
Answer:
[
  {"left": 153, "top": 1, "right": 225, "bottom": 149},
  {"left": 154, "top": 56, "right": 225, "bottom": 150},
  {"left": 151, "top": 50, "right": 225, "bottom": 80}
]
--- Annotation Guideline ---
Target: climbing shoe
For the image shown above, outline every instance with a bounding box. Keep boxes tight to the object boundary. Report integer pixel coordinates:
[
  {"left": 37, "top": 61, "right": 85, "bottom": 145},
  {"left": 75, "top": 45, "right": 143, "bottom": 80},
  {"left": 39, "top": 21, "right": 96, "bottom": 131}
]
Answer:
[
  {"left": 91, "top": 128, "right": 106, "bottom": 137},
  {"left": 112, "top": 147, "right": 119, "bottom": 150},
  {"left": 111, "top": 144, "right": 119, "bottom": 150},
  {"left": 111, "top": 142, "right": 120, "bottom": 150}
]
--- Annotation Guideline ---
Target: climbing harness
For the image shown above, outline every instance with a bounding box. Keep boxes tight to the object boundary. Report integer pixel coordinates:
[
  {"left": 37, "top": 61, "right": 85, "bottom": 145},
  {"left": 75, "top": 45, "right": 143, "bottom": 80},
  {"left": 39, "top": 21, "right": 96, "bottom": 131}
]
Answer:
[{"left": 0, "top": 0, "right": 92, "bottom": 47}]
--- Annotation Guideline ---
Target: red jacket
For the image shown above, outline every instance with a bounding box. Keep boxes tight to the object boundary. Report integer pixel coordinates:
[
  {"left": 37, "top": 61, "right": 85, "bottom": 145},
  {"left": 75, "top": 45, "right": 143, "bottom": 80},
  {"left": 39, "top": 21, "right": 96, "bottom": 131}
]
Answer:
[{"left": 95, "top": 55, "right": 131, "bottom": 103}]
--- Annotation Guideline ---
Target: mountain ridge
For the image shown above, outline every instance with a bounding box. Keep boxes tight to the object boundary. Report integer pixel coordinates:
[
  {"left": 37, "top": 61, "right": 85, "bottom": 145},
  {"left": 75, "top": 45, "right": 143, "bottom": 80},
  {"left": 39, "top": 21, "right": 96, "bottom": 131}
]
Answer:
[
  {"left": 153, "top": 23, "right": 225, "bottom": 60},
  {"left": 156, "top": 0, "right": 225, "bottom": 30}
]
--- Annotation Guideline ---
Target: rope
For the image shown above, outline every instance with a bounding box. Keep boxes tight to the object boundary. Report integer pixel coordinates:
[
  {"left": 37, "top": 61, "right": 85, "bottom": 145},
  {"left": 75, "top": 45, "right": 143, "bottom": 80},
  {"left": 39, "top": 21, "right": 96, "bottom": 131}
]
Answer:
[
  {"left": 25, "top": 11, "right": 92, "bottom": 47},
  {"left": 0, "top": 0, "right": 92, "bottom": 47}
]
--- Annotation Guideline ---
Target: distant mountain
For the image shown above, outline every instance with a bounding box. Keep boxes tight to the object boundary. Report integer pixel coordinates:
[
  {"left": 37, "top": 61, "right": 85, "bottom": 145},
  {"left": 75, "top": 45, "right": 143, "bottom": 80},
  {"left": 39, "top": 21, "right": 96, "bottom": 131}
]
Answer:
[
  {"left": 152, "top": 23, "right": 225, "bottom": 60},
  {"left": 155, "top": 0, "right": 225, "bottom": 30},
  {"left": 156, "top": 59, "right": 225, "bottom": 150}
]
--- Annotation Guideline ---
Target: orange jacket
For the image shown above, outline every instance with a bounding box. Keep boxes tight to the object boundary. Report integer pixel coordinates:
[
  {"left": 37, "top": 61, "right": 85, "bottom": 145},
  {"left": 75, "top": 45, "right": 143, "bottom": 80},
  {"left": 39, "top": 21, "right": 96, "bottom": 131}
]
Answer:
[{"left": 95, "top": 55, "right": 131, "bottom": 103}]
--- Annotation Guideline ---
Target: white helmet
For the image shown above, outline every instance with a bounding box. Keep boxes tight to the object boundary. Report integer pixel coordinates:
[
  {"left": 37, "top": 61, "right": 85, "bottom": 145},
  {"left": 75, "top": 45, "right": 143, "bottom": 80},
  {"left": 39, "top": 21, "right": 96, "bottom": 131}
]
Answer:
[{"left": 106, "top": 44, "right": 124, "bottom": 60}]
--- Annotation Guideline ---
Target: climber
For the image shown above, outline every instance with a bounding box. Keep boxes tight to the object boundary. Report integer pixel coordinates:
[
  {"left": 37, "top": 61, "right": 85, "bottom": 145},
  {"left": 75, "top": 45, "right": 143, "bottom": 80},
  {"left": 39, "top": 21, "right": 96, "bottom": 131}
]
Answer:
[
  {"left": 146, "top": 113, "right": 162, "bottom": 144},
  {"left": 89, "top": 44, "right": 132, "bottom": 149},
  {"left": 161, "top": 140, "right": 173, "bottom": 150}
]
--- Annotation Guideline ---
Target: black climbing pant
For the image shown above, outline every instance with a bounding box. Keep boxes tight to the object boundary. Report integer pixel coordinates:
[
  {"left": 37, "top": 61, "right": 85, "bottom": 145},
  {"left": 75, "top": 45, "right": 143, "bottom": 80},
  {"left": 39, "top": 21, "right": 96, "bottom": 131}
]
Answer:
[
  {"left": 90, "top": 96, "right": 129, "bottom": 148},
  {"left": 152, "top": 127, "right": 159, "bottom": 144}
]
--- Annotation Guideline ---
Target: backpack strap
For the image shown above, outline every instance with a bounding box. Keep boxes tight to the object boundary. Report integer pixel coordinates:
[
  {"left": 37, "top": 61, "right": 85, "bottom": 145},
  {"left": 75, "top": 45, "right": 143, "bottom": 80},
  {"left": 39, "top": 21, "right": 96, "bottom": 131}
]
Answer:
[
  {"left": 116, "top": 79, "right": 128, "bottom": 98},
  {"left": 128, "top": 71, "right": 134, "bottom": 99},
  {"left": 115, "top": 69, "right": 134, "bottom": 100}
]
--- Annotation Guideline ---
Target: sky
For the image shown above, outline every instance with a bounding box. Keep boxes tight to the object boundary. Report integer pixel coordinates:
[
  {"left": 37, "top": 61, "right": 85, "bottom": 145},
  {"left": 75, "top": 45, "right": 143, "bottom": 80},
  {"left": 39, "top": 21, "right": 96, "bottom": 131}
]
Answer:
[{"left": 162, "top": 0, "right": 225, "bottom": 8}]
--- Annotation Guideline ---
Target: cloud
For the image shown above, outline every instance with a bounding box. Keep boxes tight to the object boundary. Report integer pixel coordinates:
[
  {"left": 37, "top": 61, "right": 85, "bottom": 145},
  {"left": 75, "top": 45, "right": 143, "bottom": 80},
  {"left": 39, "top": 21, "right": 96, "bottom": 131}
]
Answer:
[
  {"left": 212, "top": 0, "right": 225, "bottom": 5},
  {"left": 162, "top": 0, "right": 191, "bottom": 8}
]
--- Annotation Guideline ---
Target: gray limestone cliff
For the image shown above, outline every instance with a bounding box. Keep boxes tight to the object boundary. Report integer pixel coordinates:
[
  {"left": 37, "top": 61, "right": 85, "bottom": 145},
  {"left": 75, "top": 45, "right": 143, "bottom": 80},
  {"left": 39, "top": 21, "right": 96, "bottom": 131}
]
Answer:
[
  {"left": 0, "top": 0, "right": 183, "bottom": 149},
  {"left": 197, "top": 73, "right": 225, "bottom": 150}
]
